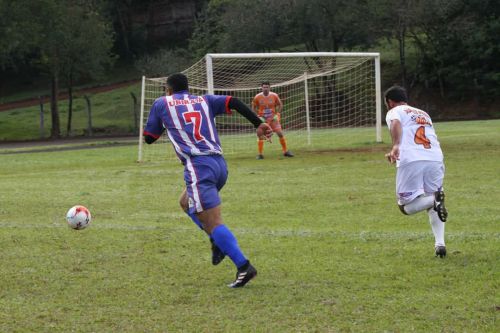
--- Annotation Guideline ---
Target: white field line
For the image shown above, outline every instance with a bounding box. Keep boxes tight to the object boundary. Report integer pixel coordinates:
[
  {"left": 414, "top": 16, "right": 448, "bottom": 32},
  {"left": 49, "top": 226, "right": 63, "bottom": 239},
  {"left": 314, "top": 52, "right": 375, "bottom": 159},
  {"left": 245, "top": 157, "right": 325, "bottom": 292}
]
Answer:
[{"left": 0, "top": 222, "right": 497, "bottom": 240}]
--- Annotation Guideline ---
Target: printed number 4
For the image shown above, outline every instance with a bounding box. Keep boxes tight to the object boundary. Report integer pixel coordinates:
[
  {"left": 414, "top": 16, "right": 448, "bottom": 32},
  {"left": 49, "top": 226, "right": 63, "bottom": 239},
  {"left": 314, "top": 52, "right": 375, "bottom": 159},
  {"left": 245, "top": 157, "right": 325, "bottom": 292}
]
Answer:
[
  {"left": 414, "top": 126, "right": 431, "bottom": 149},
  {"left": 183, "top": 111, "right": 204, "bottom": 141}
]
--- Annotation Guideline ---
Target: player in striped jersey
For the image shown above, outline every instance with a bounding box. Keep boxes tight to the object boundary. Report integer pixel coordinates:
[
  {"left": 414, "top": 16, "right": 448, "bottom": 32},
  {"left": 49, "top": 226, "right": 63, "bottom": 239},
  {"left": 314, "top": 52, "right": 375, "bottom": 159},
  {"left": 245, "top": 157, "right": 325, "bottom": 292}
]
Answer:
[
  {"left": 384, "top": 85, "right": 448, "bottom": 258},
  {"left": 252, "top": 82, "right": 294, "bottom": 159},
  {"left": 144, "top": 73, "right": 272, "bottom": 287}
]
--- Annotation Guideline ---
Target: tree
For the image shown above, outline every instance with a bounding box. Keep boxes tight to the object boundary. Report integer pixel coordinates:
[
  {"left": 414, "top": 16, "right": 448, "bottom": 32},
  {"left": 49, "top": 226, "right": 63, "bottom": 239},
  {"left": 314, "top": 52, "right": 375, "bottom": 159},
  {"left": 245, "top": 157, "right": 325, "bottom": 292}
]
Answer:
[
  {"left": 371, "top": 0, "right": 418, "bottom": 90},
  {"left": 189, "top": 0, "right": 231, "bottom": 58},
  {"left": 59, "top": 3, "right": 116, "bottom": 135},
  {"left": 216, "top": 0, "right": 292, "bottom": 52},
  {"left": 286, "top": 0, "right": 377, "bottom": 52},
  {"left": 29, "top": 0, "right": 65, "bottom": 138},
  {"left": 409, "top": 0, "right": 500, "bottom": 99},
  {"left": 0, "top": 0, "right": 115, "bottom": 138},
  {"left": 189, "top": 0, "right": 378, "bottom": 56},
  {"left": 0, "top": 0, "right": 39, "bottom": 70}
]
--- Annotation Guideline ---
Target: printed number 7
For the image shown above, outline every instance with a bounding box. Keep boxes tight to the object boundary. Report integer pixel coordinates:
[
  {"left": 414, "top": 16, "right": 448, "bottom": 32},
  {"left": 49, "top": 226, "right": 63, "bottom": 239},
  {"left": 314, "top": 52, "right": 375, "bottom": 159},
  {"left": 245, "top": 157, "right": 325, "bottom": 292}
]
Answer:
[
  {"left": 183, "top": 111, "right": 204, "bottom": 142},
  {"left": 414, "top": 126, "right": 431, "bottom": 149}
]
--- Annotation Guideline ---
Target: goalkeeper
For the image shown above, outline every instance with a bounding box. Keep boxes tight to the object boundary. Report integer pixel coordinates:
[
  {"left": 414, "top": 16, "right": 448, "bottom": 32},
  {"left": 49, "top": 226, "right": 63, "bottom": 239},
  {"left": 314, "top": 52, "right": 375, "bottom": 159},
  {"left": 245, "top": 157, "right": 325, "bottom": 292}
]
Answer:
[{"left": 252, "top": 81, "right": 294, "bottom": 159}]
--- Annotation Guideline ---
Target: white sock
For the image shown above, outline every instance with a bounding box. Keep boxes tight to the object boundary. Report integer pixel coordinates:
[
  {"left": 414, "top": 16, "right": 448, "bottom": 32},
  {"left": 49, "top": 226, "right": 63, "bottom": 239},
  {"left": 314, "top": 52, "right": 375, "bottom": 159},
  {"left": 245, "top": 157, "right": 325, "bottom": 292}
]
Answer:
[
  {"left": 428, "top": 208, "right": 445, "bottom": 247},
  {"left": 403, "top": 195, "right": 434, "bottom": 215}
]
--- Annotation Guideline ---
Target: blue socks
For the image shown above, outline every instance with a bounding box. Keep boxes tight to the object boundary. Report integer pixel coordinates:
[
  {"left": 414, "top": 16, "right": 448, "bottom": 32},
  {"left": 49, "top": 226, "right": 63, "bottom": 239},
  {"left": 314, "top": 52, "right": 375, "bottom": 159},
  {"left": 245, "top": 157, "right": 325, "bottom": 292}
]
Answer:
[
  {"left": 187, "top": 212, "right": 248, "bottom": 269},
  {"left": 187, "top": 211, "right": 204, "bottom": 231},
  {"left": 187, "top": 211, "right": 216, "bottom": 244},
  {"left": 211, "top": 224, "right": 248, "bottom": 268}
]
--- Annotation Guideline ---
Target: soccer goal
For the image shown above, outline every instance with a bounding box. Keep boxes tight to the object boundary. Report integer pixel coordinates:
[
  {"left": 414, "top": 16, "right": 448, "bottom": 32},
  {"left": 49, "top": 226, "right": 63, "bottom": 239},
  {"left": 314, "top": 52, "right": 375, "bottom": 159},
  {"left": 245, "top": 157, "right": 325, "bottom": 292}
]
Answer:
[{"left": 138, "top": 52, "right": 382, "bottom": 162}]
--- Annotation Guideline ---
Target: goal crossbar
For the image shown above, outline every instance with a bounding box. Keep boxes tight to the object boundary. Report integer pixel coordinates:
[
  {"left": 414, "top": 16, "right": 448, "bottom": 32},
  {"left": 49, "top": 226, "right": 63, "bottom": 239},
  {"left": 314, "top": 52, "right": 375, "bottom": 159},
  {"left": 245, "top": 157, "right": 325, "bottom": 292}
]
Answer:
[{"left": 206, "top": 52, "right": 381, "bottom": 58}]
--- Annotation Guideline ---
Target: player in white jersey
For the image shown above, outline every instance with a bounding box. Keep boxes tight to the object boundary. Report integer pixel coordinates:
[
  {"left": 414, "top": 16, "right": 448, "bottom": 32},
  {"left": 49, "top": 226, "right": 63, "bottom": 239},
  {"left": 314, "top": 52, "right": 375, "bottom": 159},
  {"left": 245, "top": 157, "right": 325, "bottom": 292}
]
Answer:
[{"left": 384, "top": 85, "right": 449, "bottom": 258}]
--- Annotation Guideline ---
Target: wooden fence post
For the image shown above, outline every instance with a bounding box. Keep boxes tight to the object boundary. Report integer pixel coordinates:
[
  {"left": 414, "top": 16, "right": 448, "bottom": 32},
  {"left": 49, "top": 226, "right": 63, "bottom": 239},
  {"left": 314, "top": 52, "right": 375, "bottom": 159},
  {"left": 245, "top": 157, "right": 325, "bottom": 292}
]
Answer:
[
  {"left": 39, "top": 96, "right": 44, "bottom": 139},
  {"left": 130, "top": 92, "right": 138, "bottom": 134},
  {"left": 84, "top": 95, "right": 93, "bottom": 136}
]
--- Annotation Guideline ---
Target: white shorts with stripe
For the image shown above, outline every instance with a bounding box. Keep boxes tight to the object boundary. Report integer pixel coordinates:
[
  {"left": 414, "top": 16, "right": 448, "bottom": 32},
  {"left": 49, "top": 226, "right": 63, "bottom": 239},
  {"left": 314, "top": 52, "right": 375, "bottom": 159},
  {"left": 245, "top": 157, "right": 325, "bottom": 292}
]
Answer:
[{"left": 395, "top": 160, "right": 445, "bottom": 205}]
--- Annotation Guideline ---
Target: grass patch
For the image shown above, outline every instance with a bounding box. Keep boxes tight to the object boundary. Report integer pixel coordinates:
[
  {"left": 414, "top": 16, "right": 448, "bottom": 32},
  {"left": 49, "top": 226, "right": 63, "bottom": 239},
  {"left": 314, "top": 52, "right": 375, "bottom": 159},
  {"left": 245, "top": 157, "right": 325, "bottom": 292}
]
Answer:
[
  {"left": 0, "top": 120, "right": 498, "bottom": 331},
  {"left": 0, "top": 83, "right": 141, "bottom": 141}
]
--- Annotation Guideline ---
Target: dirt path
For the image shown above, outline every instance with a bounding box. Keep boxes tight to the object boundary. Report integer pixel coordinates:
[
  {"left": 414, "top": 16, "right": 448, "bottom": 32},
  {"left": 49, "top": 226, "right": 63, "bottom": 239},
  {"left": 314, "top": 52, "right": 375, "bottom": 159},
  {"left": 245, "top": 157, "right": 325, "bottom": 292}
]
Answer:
[{"left": 0, "top": 79, "right": 140, "bottom": 112}]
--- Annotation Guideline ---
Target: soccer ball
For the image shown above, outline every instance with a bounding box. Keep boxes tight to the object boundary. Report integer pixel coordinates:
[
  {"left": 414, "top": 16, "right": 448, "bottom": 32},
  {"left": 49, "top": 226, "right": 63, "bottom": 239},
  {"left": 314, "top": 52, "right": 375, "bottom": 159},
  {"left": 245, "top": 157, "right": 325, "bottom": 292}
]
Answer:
[{"left": 66, "top": 205, "right": 91, "bottom": 230}]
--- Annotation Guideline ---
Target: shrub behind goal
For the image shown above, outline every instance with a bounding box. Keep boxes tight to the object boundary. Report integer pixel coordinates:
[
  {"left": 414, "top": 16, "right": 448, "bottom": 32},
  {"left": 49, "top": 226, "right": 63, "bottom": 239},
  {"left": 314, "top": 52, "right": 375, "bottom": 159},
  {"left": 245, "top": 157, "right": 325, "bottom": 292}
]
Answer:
[{"left": 138, "top": 52, "right": 382, "bottom": 162}]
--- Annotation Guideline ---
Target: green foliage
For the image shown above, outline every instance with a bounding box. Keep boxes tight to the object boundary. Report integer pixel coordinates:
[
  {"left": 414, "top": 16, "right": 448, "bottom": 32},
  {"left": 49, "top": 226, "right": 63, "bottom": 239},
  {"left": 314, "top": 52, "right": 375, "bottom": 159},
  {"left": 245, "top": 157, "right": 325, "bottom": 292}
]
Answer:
[
  {"left": 188, "top": 0, "right": 231, "bottom": 59},
  {"left": 134, "top": 48, "right": 193, "bottom": 77},
  {"left": 0, "top": 120, "right": 499, "bottom": 331},
  {"left": 187, "top": 0, "right": 499, "bottom": 99},
  {"left": 0, "top": 0, "right": 116, "bottom": 137},
  {"left": 2, "top": 0, "right": 499, "bottom": 111},
  {"left": 189, "top": 0, "right": 379, "bottom": 55},
  {"left": 0, "top": 1, "right": 28, "bottom": 68},
  {"left": 289, "top": 0, "right": 379, "bottom": 52},
  {"left": 25, "top": 0, "right": 116, "bottom": 82},
  {"left": 409, "top": 0, "right": 500, "bottom": 98},
  {"left": 58, "top": 4, "right": 116, "bottom": 83}
]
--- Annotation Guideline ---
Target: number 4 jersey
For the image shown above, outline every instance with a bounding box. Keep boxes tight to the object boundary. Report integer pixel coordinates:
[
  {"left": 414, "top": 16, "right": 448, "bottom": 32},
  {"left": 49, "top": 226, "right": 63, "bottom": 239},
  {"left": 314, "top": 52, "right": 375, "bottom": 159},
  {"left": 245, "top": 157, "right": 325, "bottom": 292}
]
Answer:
[{"left": 386, "top": 105, "right": 443, "bottom": 167}]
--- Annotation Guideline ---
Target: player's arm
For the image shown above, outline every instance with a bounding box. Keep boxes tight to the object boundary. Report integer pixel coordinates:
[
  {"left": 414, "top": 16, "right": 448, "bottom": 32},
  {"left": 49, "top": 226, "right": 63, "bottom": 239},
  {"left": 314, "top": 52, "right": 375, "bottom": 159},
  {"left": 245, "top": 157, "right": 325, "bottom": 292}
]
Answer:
[
  {"left": 386, "top": 119, "right": 402, "bottom": 163},
  {"left": 144, "top": 99, "right": 165, "bottom": 144},
  {"left": 144, "top": 133, "right": 160, "bottom": 144},
  {"left": 228, "top": 97, "right": 272, "bottom": 140},
  {"left": 229, "top": 97, "right": 263, "bottom": 128},
  {"left": 251, "top": 97, "right": 259, "bottom": 114},
  {"left": 275, "top": 94, "right": 283, "bottom": 114}
]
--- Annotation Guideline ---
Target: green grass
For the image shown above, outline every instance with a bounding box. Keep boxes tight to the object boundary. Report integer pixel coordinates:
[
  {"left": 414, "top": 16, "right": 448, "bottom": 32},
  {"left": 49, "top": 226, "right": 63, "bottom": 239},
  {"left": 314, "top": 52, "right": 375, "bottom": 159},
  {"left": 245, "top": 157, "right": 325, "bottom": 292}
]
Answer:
[
  {"left": 0, "top": 120, "right": 499, "bottom": 332},
  {"left": 0, "top": 83, "right": 141, "bottom": 141},
  {"left": 142, "top": 126, "right": 386, "bottom": 163}
]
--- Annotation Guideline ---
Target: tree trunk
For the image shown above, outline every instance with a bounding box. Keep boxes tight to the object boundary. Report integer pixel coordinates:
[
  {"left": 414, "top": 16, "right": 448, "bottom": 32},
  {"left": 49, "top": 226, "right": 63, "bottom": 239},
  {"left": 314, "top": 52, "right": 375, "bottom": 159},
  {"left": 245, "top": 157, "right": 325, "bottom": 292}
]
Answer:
[
  {"left": 50, "top": 74, "right": 61, "bottom": 139},
  {"left": 117, "top": 7, "right": 131, "bottom": 59},
  {"left": 67, "top": 73, "right": 73, "bottom": 136},
  {"left": 39, "top": 96, "right": 45, "bottom": 139},
  {"left": 399, "top": 26, "right": 407, "bottom": 90}
]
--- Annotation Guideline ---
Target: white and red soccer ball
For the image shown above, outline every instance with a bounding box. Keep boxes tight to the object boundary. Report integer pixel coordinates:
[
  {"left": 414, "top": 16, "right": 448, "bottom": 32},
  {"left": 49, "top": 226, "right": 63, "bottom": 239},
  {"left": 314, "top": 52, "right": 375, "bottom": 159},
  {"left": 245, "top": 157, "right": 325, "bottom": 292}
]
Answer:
[{"left": 66, "top": 205, "right": 91, "bottom": 230}]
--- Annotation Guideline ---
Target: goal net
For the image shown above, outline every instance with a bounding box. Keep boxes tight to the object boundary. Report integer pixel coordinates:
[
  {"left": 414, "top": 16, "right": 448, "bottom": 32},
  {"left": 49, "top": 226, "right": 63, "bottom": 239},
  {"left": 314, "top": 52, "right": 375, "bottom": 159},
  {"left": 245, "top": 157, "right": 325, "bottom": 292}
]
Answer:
[{"left": 138, "top": 52, "right": 381, "bottom": 162}]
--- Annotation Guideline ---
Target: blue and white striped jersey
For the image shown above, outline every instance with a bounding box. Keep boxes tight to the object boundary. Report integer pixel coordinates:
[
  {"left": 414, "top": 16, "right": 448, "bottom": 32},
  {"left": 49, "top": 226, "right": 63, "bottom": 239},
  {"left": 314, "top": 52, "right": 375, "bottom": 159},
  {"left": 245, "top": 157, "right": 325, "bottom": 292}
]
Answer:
[{"left": 144, "top": 91, "right": 232, "bottom": 162}]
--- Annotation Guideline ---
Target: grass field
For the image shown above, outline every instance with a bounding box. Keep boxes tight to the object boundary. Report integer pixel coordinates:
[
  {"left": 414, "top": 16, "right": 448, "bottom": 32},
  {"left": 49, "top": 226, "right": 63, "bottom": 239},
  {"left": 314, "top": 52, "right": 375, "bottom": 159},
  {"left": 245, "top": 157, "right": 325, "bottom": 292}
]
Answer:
[
  {"left": 0, "top": 83, "right": 141, "bottom": 141},
  {"left": 0, "top": 120, "right": 499, "bottom": 332}
]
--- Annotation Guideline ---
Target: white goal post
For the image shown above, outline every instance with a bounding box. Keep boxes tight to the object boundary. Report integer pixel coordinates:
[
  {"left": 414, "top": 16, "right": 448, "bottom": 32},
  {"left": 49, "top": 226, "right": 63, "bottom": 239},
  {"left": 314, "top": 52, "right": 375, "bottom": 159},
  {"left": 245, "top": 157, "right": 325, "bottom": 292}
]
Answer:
[{"left": 138, "top": 52, "right": 382, "bottom": 162}]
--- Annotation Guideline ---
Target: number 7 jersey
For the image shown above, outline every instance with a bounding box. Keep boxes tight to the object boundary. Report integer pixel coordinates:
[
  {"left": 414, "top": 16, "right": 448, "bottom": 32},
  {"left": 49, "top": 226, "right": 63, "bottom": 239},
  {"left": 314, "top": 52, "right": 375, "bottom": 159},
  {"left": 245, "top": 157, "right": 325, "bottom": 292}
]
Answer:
[
  {"left": 386, "top": 105, "right": 443, "bottom": 167},
  {"left": 144, "top": 92, "right": 232, "bottom": 160}
]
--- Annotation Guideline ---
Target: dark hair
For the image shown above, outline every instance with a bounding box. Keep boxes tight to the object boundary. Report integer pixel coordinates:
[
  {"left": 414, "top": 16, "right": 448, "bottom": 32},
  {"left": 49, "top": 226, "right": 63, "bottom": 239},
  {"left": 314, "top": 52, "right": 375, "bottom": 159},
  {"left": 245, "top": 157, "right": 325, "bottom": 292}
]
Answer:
[
  {"left": 384, "top": 85, "right": 408, "bottom": 103},
  {"left": 166, "top": 73, "right": 189, "bottom": 92},
  {"left": 261, "top": 81, "right": 270, "bottom": 86}
]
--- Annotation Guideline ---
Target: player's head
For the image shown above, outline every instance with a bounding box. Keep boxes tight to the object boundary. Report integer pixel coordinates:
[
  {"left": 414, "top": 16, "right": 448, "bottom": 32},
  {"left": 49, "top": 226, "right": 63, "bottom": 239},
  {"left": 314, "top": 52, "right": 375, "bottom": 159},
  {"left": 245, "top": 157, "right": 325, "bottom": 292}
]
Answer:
[
  {"left": 384, "top": 85, "right": 408, "bottom": 109},
  {"left": 261, "top": 81, "right": 270, "bottom": 95},
  {"left": 166, "top": 73, "right": 189, "bottom": 95}
]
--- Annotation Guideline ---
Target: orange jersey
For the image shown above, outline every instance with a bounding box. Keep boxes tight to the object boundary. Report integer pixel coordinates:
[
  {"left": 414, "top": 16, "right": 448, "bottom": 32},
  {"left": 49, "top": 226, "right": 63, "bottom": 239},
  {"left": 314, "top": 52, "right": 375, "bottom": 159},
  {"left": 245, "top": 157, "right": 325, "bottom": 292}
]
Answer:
[{"left": 252, "top": 92, "right": 282, "bottom": 117}]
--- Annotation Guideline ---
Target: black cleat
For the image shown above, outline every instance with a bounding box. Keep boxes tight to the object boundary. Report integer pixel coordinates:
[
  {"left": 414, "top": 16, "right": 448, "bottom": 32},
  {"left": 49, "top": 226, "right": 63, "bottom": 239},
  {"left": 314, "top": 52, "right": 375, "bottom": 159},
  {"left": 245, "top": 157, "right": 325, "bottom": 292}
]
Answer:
[
  {"left": 434, "top": 190, "right": 448, "bottom": 222},
  {"left": 228, "top": 262, "right": 257, "bottom": 288},
  {"left": 211, "top": 239, "right": 225, "bottom": 266},
  {"left": 256, "top": 154, "right": 264, "bottom": 160},
  {"left": 283, "top": 151, "right": 294, "bottom": 157},
  {"left": 435, "top": 245, "right": 447, "bottom": 258}
]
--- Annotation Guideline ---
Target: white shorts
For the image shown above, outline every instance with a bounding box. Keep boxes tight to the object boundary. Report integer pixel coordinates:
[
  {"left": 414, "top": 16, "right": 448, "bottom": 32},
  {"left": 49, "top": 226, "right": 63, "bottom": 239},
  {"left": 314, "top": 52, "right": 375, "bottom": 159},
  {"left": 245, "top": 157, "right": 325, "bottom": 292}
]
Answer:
[{"left": 395, "top": 160, "right": 445, "bottom": 205}]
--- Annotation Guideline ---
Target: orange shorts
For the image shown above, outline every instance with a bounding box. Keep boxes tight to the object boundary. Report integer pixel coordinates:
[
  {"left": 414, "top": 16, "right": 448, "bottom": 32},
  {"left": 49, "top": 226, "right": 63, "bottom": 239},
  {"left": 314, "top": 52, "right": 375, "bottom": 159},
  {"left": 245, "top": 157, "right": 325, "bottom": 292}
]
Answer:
[{"left": 260, "top": 113, "right": 282, "bottom": 131}]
